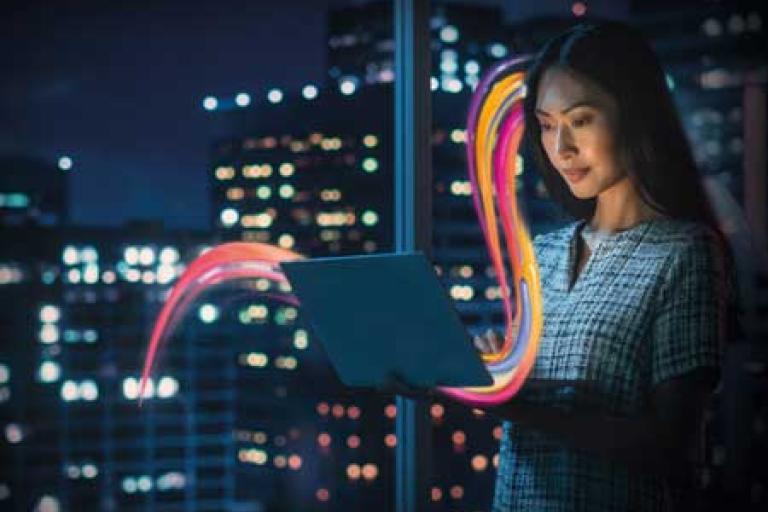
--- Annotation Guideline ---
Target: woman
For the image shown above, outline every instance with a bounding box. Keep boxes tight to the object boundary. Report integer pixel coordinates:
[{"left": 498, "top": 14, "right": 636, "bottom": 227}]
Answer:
[{"left": 472, "top": 20, "right": 735, "bottom": 511}]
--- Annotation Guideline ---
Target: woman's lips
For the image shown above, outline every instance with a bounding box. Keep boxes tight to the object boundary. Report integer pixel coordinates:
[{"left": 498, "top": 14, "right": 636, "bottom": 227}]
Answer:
[{"left": 562, "top": 167, "right": 590, "bottom": 184}]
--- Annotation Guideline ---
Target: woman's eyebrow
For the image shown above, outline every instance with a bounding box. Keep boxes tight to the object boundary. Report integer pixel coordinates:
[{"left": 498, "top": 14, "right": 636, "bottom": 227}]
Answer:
[{"left": 535, "top": 100, "right": 598, "bottom": 116}]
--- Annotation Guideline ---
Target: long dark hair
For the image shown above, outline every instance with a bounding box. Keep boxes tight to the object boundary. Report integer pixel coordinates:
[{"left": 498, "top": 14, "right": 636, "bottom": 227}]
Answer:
[{"left": 523, "top": 20, "right": 741, "bottom": 340}]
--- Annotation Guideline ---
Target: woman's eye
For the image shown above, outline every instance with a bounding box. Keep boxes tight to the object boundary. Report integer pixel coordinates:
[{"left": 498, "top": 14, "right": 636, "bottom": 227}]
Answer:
[
  {"left": 572, "top": 117, "right": 592, "bottom": 128},
  {"left": 539, "top": 122, "right": 553, "bottom": 132}
]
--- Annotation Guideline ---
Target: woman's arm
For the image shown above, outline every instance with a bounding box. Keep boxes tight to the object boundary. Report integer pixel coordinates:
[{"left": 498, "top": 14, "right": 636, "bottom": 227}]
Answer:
[{"left": 484, "top": 367, "right": 718, "bottom": 475}]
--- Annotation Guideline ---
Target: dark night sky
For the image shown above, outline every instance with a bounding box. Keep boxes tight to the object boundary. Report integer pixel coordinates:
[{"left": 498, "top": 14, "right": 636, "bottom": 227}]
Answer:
[
  {"left": 2, "top": 0, "right": 336, "bottom": 229},
  {"left": 2, "top": 0, "right": 609, "bottom": 230}
]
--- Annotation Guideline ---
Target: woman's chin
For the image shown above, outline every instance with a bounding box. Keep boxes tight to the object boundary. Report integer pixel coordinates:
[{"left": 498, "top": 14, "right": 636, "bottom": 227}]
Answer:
[{"left": 569, "top": 187, "right": 597, "bottom": 200}]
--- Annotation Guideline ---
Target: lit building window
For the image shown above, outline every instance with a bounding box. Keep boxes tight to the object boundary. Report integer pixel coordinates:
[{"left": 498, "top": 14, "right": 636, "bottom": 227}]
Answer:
[
  {"left": 0, "top": 265, "right": 24, "bottom": 285},
  {"left": 450, "top": 180, "right": 472, "bottom": 196},
  {"left": 220, "top": 208, "right": 239, "bottom": 227},
  {"left": 431, "top": 76, "right": 439, "bottom": 91},
  {"left": 156, "top": 471, "right": 185, "bottom": 491},
  {"left": 279, "top": 184, "right": 295, "bottom": 199},
  {"left": 361, "top": 463, "right": 378, "bottom": 481},
  {"left": 215, "top": 166, "right": 236, "bottom": 180},
  {"left": 571, "top": 1, "right": 587, "bottom": 17},
  {"left": 62, "top": 246, "right": 79, "bottom": 266},
  {"left": 241, "top": 212, "right": 274, "bottom": 228},
  {"left": 58, "top": 156, "right": 73, "bottom": 171},
  {"left": 267, "top": 88, "right": 284, "bottom": 104},
  {"left": 439, "top": 24, "right": 459, "bottom": 43},
  {"left": 702, "top": 18, "right": 723, "bottom": 37},
  {"left": 302, "top": 84, "right": 319, "bottom": 100},
  {"left": 489, "top": 43, "right": 507, "bottom": 58},
  {"left": 278, "top": 163, "right": 295, "bottom": 177},
  {"left": 288, "top": 454, "right": 302, "bottom": 470},
  {"left": 122, "top": 477, "right": 138, "bottom": 493},
  {"left": 243, "top": 164, "right": 273, "bottom": 178},
  {"left": 35, "top": 495, "right": 61, "bottom": 511},
  {"left": 449, "top": 284, "right": 474, "bottom": 301},
  {"left": 5, "top": 423, "right": 22, "bottom": 444},
  {"left": 83, "top": 264, "right": 99, "bottom": 284},
  {"left": 450, "top": 129, "right": 466, "bottom": 144},
  {"left": 141, "top": 270, "right": 156, "bottom": 284},
  {"left": 202, "top": 96, "right": 218, "bottom": 111},
  {"left": 465, "top": 60, "right": 480, "bottom": 75},
  {"left": 278, "top": 233, "right": 295, "bottom": 249},
  {"left": 226, "top": 187, "right": 245, "bottom": 201},
  {"left": 471, "top": 454, "right": 489, "bottom": 471},
  {"left": 242, "top": 352, "right": 269, "bottom": 368},
  {"left": 61, "top": 380, "right": 80, "bottom": 401},
  {"left": 361, "top": 210, "right": 378, "bottom": 226},
  {"left": 39, "top": 324, "right": 59, "bottom": 344},
  {"left": 79, "top": 246, "right": 98, "bottom": 263},
  {"left": 275, "top": 355, "right": 298, "bottom": 370},
  {"left": 0, "top": 364, "right": 8, "bottom": 384},
  {"left": 256, "top": 185, "right": 272, "bottom": 200},
  {"left": 156, "top": 376, "right": 179, "bottom": 398},
  {"left": 440, "top": 58, "right": 458, "bottom": 74},
  {"left": 362, "top": 157, "right": 379, "bottom": 173},
  {"left": 339, "top": 76, "right": 359, "bottom": 95},
  {"left": 38, "top": 361, "right": 61, "bottom": 383},
  {"left": 198, "top": 304, "right": 219, "bottom": 324},
  {"left": 362, "top": 134, "right": 378, "bottom": 148},
  {"left": 441, "top": 77, "right": 463, "bottom": 93},
  {"left": 235, "top": 92, "right": 251, "bottom": 107},
  {"left": 135, "top": 247, "right": 153, "bottom": 266},
  {"left": 159, "top": 247, "right": 179, "bottom": 264},
  {"left": 0, "top": 193, "right": 30, "bottom": 208},
  {"left": 346, "top": 463, "right": 361, "bottom": 480},
  {"left": 123, "top": 246, "right": 140, "bottom": 265},
  {"left": 39, "top": 305, "right": 61, "bottom": 323},
  {"left": 81, "top": 464, "right": 98, "bottom": 479},
  {"left": 320, "top": 137, "right": 343, "bottom": 151},
  {"left": 79, "top": 380, "right": 98, "bottom": 401},
  {"left": 137, "top": 476, "right": 152, "bottom": 492}
]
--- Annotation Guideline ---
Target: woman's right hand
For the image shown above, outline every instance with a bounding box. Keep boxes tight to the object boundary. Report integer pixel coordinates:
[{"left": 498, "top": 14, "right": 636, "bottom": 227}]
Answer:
[
  {"left": 473, "top": 328, "right": 504, "bottom": 354},
  {"left": 473, "top": 319, "right": 521, "bottom": 355}
]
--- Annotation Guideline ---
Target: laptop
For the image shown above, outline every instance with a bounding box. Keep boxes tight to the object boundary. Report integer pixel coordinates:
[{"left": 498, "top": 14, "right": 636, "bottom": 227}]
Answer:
[{"left": 280, "top": 252, "right": 493, "bottom": 388}]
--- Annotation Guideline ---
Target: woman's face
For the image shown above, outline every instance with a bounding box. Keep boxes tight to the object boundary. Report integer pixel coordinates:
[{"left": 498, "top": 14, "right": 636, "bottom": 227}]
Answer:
[{"left": 534, "top": 66, "right": 626, "bottom": 200}]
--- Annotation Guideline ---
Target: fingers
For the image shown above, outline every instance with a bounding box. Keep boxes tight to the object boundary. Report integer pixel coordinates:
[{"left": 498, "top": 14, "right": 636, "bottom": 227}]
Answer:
[
  {"left": 474, "top": 329, "right": 504, "bottom": 354},
  {"left": 486, "top": 328, "right": 503, "bottom": 353}
]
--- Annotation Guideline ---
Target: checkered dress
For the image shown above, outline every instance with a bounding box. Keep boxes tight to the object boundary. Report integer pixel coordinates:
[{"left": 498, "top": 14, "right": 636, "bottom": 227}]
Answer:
[{"left": 492, "top": 218, "right": 726, "bottom": 511}]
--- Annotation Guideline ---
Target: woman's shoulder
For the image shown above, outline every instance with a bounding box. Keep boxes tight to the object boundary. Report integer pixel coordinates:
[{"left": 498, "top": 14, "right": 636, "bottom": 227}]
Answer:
[
  {"left": 645, "top": 218, "right": 721, "bottom": 255},
  {"left": 644, "top": 219, "right": 725, "bottom": 288}
]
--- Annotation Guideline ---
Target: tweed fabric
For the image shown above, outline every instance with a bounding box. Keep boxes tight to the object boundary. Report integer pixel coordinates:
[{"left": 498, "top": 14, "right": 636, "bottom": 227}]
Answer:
[{"left": 492, "top": 218, "right": 725, "bottom": 511}]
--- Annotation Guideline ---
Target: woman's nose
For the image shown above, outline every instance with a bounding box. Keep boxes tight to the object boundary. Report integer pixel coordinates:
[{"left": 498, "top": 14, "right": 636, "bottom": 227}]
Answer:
[{"left": 555, "top": 125, "right": 576, "bottom": 156}]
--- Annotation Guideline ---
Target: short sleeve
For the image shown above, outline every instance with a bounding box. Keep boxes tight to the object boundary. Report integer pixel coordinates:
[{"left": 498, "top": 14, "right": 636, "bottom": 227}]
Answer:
[{"left": 651, "top": 229, "right": 725, "bottom": 388}]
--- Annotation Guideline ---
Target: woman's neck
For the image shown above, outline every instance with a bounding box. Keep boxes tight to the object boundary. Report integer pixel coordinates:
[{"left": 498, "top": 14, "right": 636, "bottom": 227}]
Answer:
[{"left": 590, "top": 177, "right": 662, "bottom": 232}]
